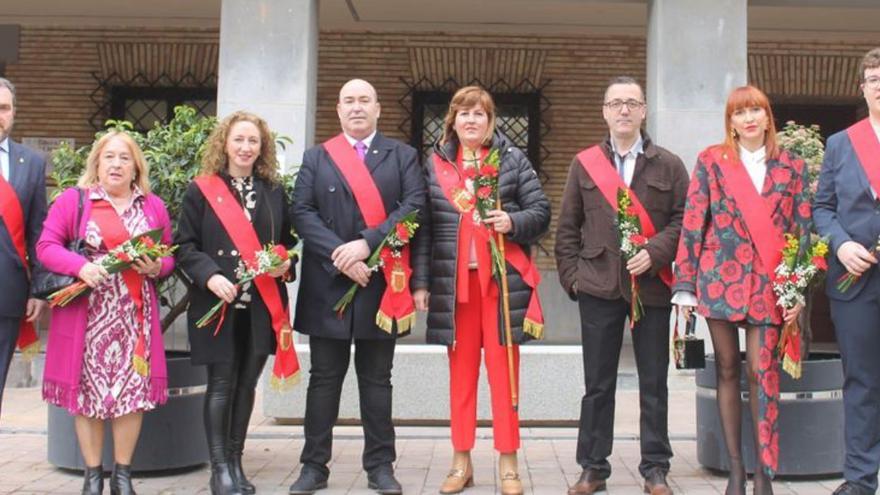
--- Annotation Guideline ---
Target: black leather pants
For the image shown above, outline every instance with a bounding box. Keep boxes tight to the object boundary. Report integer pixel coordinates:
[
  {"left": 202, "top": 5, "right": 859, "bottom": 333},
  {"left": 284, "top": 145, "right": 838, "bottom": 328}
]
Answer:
[{"left": 204, "top": 309, "right": 269, "bottom": 464}]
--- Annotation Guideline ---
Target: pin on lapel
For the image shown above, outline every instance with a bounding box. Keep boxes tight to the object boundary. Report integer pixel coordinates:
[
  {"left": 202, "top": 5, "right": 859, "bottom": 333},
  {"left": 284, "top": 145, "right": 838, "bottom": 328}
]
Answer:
[
  {"left": 217, "top": 196, "right": 223, "bottom": 203},
  {"left": 372, "top": 150, "right": 378, "bottom": 154},
  {"left": 18, "top": 157, "right": 24, "bottom": 164}
]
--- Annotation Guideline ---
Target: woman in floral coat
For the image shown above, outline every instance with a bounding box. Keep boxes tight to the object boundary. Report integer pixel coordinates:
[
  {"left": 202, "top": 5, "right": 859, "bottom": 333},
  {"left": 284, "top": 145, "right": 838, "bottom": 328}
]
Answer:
[{"left": 673, "top": 86, "right": 811, "bottom": 495}]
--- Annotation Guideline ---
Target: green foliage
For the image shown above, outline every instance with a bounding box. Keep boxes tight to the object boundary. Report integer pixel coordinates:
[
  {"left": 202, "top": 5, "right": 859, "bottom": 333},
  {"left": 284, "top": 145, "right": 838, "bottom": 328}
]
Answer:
[{"left": 777, "top": 121, "right": 825, "bottom": 197}]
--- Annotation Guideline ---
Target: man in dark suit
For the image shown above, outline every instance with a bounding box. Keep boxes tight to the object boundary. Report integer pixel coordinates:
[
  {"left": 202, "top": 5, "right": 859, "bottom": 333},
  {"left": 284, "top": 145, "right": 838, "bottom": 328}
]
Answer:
[
  {"left": 289, "top": 79, "right": 425, "bottom": 495},
  {"left": 555, "top": 77, "right": 689, "bottom": 495},
  {"left": 0, "top": 77, "right": 47, "bottom": 417},
  {"left": 814, "top": 47, "right": 880, "bottom": 495}
]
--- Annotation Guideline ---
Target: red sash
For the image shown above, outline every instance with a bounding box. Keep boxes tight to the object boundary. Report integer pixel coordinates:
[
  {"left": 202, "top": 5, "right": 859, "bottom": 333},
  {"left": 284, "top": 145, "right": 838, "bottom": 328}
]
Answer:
[
  {"left": 0, "top": 174, "right": 39, "bottom": 356},
  {"left": 847, "top": 118, "right": 880, "bottom": 196},
  {"left": 575, "top": 145, "right": 674, "bottom": 288},
  {"left": 194, "top": 175, "right": 300, "bottom": 387},
  {"left": 323, "top": 134, "right": 416, "bottom": 334},
  {"left": 431, "top": 152, "right": 544, "bottom": 340},
  {"left": 90, "top": 200, "right": 150, "bottom": 375},
  {"left": 708, "top": 147, "right": 784, "bottom": 275}
]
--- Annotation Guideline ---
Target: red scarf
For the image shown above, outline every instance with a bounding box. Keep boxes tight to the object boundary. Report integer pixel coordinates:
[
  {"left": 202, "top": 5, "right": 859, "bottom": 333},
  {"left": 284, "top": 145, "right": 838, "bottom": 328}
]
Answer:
[
  {"left": 0, "top": 175, "right": 39, "bottom": 356},
  {"left": 708, "top": 146, "right": 785, "bottom": 275},
  {"left": 323, "top": 134, "right": 416, "bottom": 334},
  {"left": 195, "top": 175, "right": 300, "bottom": 388},
  {"left": 575, "top": 145, "right": 674, "bottom": 288},
  {"left": 90, "top": 200, "right": 150, "bottom": 375},
  {"left": 847, "top": 118, "right": 880, "bottom": 196},
  {"left": 431, "top": 149, "right": 544, "bottom": 340}
]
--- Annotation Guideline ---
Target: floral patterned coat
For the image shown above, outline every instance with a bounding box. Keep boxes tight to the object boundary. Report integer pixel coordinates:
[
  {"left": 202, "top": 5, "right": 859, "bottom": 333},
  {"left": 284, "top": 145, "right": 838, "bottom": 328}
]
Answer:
[{"left": 673, "top": 145, "right": 812, "bottom": 327}]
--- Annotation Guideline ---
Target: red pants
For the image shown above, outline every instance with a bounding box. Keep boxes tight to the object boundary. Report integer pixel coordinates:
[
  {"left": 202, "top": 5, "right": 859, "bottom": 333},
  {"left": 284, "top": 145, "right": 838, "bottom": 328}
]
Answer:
[{"left": 448, "top": 270, "right": 520, "bottom": 453}]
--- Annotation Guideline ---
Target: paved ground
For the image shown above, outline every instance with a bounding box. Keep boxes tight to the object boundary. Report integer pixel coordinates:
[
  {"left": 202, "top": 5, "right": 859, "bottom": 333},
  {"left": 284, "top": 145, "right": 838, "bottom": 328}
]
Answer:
[{"left": 0, "top": 384, "right": 846, "bottom": 495}]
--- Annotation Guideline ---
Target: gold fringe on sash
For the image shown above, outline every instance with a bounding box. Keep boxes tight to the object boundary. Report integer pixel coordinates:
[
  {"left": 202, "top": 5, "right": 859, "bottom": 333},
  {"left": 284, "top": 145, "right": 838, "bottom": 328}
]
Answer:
[
  {"left": 523, "top": 318, "right": 544, "bottom": 340},
  {"left": 19, "top": 340, "right": 40, "bottom": 362},
  {"left": 781, "top": 355, "right": 802, "bottom": 380},
  {"left": 376, "top": 310, "right": 416, "bottom": 335},
  {"left": 132, "top": 355, "right": 150, "bottom": 377},
  {"left": 269, "top": 369, "right": 302, "bottom": 392}
]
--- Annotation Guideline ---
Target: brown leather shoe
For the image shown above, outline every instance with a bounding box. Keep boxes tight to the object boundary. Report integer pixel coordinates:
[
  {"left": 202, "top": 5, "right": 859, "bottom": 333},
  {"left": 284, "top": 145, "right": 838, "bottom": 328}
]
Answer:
[
  {"left": 439, "top": 451, "right": 473, "bottom": 494},
  {"left": 567, "top": 469, "right": 606, "bottom": 495},
  {"left": 643, "top": 469, "right": 673, "bottom": 495}
]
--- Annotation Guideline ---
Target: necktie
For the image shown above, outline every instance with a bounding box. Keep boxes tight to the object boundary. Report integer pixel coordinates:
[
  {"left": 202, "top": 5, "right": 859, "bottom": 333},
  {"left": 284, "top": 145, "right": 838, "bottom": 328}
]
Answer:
[
  {"left": 616, "top": 153, "right": 627, "bottom": 182},
  {"left": 355, "top": 141, "right": 367, "bottom": 161}
]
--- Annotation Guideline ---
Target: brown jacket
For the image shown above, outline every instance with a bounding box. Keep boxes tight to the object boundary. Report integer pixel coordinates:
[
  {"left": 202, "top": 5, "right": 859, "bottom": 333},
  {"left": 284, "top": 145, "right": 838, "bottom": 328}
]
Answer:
[{"left": 554, "top": 133, "right": 689, "bottom": 307}]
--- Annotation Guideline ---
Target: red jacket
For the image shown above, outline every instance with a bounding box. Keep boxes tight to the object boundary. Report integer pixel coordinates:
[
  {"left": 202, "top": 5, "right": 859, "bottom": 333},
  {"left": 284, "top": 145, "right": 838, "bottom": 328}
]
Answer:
[{"left": 673, "top": 146, "right": 812, "bottom": 326}]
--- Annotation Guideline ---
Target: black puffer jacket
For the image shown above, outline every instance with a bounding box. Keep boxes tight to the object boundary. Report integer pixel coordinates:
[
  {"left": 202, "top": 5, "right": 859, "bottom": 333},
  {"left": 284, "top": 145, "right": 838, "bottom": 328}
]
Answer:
[{"left": 411, "top": 132, "right": 551, "bottom": 346}]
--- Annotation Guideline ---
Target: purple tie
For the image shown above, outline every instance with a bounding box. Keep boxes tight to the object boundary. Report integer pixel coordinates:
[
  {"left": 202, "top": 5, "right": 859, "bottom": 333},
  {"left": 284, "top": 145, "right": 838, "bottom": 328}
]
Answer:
[{"left": 355, "top": 141, "right": 367, "bottom": 161}]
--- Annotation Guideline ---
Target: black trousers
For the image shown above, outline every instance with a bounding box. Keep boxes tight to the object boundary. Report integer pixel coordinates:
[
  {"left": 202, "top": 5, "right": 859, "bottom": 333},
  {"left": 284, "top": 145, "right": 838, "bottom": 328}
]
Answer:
[
  {"left": 300, "top": 335, "right": 396, "bottom": 476},
  {"left": 576, "top": 292, "right": 673, "bottom": 479},
  {"left": 831, "top": 292, "right": 880, "bottom": 492},
  {"left": 204, "top": 309, "right": 268, "bottom": 464},
  {"left": 0, "top": 316, "right": 21, "bottom": 420}
]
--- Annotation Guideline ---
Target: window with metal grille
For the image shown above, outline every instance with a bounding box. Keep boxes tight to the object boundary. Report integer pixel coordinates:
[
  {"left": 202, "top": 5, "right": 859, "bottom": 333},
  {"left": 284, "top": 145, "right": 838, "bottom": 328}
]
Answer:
[
  {"left": 411, "top": 91, "right": 541, "bottom": 169},
  {"left": 109, "top": 87, "right": 216, "bottom": 132}
]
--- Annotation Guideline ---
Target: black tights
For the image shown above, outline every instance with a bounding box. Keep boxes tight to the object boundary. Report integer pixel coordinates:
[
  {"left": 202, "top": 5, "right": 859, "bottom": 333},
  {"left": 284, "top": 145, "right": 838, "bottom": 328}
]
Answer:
[
  {"left": 707, "top": 319, "right": 773, "bottom": 495},
  {"left": 204, "top": 309, "right": 269, "bottom": 464}
]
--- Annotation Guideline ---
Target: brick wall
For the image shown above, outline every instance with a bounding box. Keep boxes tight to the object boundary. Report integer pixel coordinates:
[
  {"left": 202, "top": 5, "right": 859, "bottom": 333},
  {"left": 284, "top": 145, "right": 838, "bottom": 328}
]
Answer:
[{"left": 6, "top": 27, "right": 878, "bottom": 269}]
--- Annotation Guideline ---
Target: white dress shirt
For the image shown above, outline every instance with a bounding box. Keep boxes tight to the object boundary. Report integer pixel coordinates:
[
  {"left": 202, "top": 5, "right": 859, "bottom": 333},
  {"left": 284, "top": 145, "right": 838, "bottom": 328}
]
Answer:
[
  {"left": 610, "top": 133, "right": 644, "bottom": 187},
  {"left": 0, "top": 138, "right": 9, "bottom": 181},
  {"left": 671, "top": 145, "right": 768, "bottom": 308}
]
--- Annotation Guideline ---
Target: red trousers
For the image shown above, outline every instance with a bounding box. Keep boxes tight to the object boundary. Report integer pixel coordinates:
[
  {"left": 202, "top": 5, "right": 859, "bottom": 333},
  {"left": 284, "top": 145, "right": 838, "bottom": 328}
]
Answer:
[{"left": 448, "top": 270, "right": 520, "bottom": 453}]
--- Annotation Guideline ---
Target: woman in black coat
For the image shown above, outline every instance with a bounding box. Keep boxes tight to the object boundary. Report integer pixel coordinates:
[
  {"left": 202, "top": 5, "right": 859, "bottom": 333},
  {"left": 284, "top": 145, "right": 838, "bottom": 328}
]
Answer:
[
  {"left": 411, "top": 86, "right": 550, "bottom": 495},
  {"left": 175, "top": 111, "right": 297, "bottom": 495}
]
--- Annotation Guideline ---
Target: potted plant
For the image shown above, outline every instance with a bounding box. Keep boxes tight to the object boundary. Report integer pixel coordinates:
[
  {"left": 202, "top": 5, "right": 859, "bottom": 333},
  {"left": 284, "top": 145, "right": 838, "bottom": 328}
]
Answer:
[{"left": 695, "top": 121, "right": 845, "bottom": 477}]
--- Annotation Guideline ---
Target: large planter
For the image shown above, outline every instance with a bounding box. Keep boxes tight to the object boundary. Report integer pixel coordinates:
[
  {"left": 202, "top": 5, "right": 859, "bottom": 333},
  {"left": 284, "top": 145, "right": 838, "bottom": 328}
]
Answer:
[
  {"left": 47, "top": 351, "right": 209, "bottom": 472},
  {"left": 695, "top": 352, "right": 844, "bottom": 477}
]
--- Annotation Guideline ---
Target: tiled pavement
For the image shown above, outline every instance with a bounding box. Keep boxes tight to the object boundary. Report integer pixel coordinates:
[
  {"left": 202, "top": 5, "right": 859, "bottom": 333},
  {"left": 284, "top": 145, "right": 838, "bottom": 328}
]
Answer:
[{"left": 0, "top": 385, "right": 846, "bottom": 495}]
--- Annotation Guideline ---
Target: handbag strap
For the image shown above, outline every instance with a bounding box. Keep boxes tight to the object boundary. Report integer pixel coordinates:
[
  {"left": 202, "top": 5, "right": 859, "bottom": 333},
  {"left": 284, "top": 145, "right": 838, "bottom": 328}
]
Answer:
[{"left": 74, "top": 187, "right": 84, "bottom": 239}]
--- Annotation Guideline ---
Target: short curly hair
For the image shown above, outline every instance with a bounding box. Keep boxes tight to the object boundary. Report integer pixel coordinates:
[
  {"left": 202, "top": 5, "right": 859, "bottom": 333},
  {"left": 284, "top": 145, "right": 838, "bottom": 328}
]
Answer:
[{"left": 200, "top": 111, "right": 279, "bottom": 184}]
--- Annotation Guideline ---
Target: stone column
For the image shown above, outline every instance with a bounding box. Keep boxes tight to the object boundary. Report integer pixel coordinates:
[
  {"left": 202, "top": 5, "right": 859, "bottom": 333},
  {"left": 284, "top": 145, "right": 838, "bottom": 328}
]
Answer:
[
  {"left": 646, "top": 0, "right": 748, "bottom": 169},
  {"left": 217, "top": 0, "right": 318, "bottom": 172}
]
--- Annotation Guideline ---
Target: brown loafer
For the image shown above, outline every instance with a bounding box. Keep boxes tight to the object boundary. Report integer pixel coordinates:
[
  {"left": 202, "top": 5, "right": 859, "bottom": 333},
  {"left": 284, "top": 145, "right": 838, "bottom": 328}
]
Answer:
[
  {"left": 568, "top": 469, "right": 606, "bottom": 495},
  {"left": 439, "top": 464, "right": 473, "bottom": 494},
  {"left": 643, "top": 469, "right": 673, "bottom": 495}
]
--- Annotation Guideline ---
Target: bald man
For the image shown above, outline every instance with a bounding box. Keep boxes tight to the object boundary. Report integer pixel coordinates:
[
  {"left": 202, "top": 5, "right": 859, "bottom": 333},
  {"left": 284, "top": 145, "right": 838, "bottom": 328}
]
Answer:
[{"left": 289, "top": 79, "right": 425, "bottom": 494}]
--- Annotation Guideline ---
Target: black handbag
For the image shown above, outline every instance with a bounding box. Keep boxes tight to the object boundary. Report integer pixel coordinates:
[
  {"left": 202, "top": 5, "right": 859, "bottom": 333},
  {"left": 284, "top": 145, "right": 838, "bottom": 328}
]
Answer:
[
  {"left": 673, "top": 310, "right": 706, "bottom": 370},
  {"left": 31, "top": 188, "right": 87, "bottom": 299}
]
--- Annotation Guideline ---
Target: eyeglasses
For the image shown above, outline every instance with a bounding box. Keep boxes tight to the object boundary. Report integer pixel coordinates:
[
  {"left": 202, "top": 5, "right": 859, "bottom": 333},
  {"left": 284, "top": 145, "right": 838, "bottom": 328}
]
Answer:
[
  {"left": 864, "top": 76, "right": 880, "bottom": 89},
  {"left": 604, "top": 99, "right": 645, "bottom": 111}
]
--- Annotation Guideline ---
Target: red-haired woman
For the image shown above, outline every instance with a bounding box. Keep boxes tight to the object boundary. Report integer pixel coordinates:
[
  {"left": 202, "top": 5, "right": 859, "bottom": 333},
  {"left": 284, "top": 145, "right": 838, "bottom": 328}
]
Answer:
[{"left": 673, "top": 86, "right": 811, "bottom": 495}]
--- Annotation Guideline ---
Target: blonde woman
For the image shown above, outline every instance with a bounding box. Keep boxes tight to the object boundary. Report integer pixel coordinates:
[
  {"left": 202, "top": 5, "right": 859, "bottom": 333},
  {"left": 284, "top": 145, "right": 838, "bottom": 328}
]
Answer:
[{"left": 38, "top": 131, "right": 174, "bottom": 495}]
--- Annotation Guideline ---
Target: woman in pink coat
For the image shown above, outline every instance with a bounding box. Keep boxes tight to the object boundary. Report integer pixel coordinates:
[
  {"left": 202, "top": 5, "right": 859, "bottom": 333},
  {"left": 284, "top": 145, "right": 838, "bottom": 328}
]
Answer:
[{"left": 37, "top": 131, "right": 174, "bottom": 495}]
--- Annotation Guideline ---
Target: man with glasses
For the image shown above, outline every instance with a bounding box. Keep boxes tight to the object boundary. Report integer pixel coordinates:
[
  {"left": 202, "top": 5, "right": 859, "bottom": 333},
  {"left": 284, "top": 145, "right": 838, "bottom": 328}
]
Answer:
[
  {"left": 814, "top": 47, "right": 880, "bottom": 495},
  {"left": 555, "top": 76, "right": 689, "bottom": 495}
]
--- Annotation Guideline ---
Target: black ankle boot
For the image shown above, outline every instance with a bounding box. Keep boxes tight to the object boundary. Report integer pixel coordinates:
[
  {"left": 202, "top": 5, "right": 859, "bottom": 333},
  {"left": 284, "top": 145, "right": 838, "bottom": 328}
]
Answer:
[
  {"left": 229, "top": 454, "right": 256, "bottom": 494},
  {"left": 210, "top": 462, "right": 244, "bottom": 495},
  {"left": 81, "top": 465, "right": 103, "bottom": 495},
  {"left": 726, "top": 460, "right": 746, "bottom": 495},
  {"left": 110, "top": 463, "right": 136, "bottom": 495}
]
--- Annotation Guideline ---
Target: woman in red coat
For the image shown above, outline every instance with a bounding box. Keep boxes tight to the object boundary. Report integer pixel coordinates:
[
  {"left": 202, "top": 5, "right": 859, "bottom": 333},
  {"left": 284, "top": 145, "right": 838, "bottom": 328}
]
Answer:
[{"left": 673, "top": 86, "right": 811, "bottom": 495}]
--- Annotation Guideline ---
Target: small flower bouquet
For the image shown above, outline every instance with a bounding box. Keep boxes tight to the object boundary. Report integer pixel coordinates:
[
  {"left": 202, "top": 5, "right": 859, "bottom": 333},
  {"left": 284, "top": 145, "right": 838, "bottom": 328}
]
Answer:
[
  {"left": 617, "top": 188, "right": 647, "bottom": 323},
  {"left": 333, "top": 210, "right": 419, "bottom": 324},
  {"left": 48, "top": 227, "right": 175, "bottom": 307},
  {"left": 771, "top": 233, "right": 829, "bottom": 378},
  {"left": 466, "top": 148, "right": 506, "bottom": 278},
  {"left": 196, "top": 244, "right": 296, "bottom": 333},
  {"left": 835, "top": 234, "right": 880, "bottom": 292}
]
